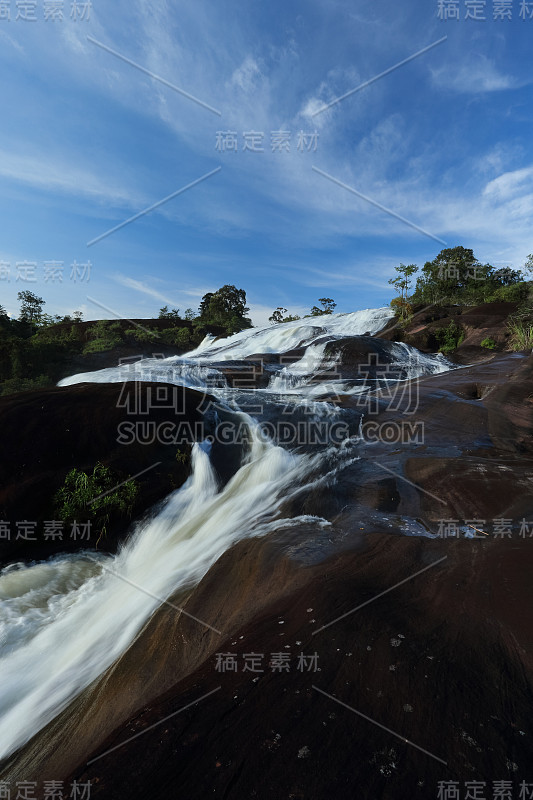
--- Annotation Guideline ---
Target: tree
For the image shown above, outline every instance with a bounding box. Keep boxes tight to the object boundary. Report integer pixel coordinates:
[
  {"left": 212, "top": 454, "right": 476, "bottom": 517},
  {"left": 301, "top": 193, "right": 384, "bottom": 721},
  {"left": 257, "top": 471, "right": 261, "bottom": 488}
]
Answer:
[
  {"left": 389, "top": 263, "right": 418, "bottom": 302},
  {"left": 270, "top": 308, "right": 301, "bottom": 323},
  {"left": 270, "top": 307, "right": 287, "bottom": 324},
  {"left": 412, "top": 246, "right": 491, "bottom": 304},
  {"left": 491, "top": 267, "right": 523, "bottom": 286},
  {"left": 309, "top": 298, "right": 337, "bottom": 316},
  {"left": 184, "top": 308, "right": 196, "bottom": 321},
  {"left": 160, "top": 327, "right": 191, "bottom": 348},
  {"left": 410, "top": 246, "right": 529, "bottom": 306},
  {"left": 523, "top": 254, "right": 533, "bottom": 276},
  {"left": 197, "top": 285, "right": 252, "bottom": 335},
  {"left": 17, "top": 291, "right": 44, "bottom": 324},
  {"left": 0, "top": 304, "right": 10, "bottom": 332},
  {"left": 159, "top": 306, "right": 180, "bottom": 319},
  {"left": 37, "top": 313, "right": 62, "bottom": 327},
  {"left": 83, "top": 321, "right": 123, "bottom": 354},
  {"left": 198, "top": 293, "right": 214, "bottom": 319},
  {"left": 388, "top": 263, "right": 418, "bottom": 321}
]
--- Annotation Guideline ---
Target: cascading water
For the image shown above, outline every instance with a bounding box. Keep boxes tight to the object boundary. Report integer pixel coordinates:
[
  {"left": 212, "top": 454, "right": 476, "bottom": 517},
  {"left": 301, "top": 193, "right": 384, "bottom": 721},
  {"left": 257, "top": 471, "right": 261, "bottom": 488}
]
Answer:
[
  {"left": 0, "top": 307, "right": 454, "bottom": 760},
  {"left": 0, "top": 420, "right": 324, "bottom": 759}
]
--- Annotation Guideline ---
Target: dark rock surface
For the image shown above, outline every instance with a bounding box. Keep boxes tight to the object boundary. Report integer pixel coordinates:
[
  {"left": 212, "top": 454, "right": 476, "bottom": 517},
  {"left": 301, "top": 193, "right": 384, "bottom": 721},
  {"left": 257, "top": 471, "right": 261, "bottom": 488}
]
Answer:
[
  {"left": 2, "top": 352, "right": 533, "bottom": 798},
  {"left": 376, "top": 301, "right": 521, "bottom": 363},
  {"left": 0, "top": 381, "right": 244, "bottom": 565}
]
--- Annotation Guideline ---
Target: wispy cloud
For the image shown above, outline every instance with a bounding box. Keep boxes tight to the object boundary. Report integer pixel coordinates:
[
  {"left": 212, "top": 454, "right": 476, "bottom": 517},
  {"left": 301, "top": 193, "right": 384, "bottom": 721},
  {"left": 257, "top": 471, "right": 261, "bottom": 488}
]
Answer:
[
  {"left": 483, "top": 165, "right": 533, "bottom": 201},
  {"left": 113, "top": 276, "right": 180, "bottom": 306},
  {"left": 431, "top": 55, "right": 519, "bottom": 93},
  {"left": 0, "top": 149, "right": 140, "bottom": 206}
]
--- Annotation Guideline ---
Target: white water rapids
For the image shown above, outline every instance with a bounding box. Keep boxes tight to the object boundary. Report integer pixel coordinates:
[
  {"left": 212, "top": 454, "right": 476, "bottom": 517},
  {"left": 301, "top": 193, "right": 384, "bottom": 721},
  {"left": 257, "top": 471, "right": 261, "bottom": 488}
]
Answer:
[{"left": 0, "top": 308, "right": 452, "bottom": 760}]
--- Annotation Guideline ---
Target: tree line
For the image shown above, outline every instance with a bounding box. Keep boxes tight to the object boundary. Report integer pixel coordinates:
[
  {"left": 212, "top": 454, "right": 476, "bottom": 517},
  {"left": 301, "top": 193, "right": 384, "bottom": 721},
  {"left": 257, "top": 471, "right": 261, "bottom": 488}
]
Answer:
[
  {"left": 388, "top": 246, "right": 533, "bottom": 320},
  {"left": 268, "top": 297, "right": 336, "bottom": 324}
]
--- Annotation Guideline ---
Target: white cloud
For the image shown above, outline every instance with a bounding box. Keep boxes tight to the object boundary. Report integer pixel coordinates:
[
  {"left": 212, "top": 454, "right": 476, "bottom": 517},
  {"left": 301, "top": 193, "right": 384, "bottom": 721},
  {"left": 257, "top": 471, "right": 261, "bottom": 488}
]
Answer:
[
  {"left": 431, "top": 55, "right": 519, "bottom": 93},
  {"left": 483, "top": 165, "right": 533, "bottom": 201},
  {"left": 229, "top": 57, "right": 263, "bottom": 93},
  {"left": 0, "top": 149, "right": 140, "bottom": 206}
]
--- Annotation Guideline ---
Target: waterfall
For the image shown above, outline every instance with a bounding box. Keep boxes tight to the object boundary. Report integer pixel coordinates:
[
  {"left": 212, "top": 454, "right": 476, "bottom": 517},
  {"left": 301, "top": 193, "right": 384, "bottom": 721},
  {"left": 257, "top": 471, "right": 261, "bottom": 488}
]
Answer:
[
  {"left": 0, "top": 306, "right": 453, "bottom": 759},
  {"left": 0, "top": 419, "right": 321, "bottom": 760}
]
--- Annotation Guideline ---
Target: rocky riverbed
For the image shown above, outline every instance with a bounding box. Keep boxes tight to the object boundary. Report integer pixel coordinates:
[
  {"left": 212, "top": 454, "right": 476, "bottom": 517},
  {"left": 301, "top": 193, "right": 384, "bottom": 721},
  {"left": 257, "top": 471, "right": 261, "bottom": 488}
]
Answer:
[{"left": 1, "top": 307, "right": 532, "bottom": 799}]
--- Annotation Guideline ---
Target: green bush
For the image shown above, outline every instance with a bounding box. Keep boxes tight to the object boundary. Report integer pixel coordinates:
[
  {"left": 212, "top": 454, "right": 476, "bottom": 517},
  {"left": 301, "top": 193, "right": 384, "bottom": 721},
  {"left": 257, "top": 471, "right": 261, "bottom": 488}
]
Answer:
[
  {"left": 486, "top": 283, "right": 529, "bottom": 303},
  {"left": 175, "top": 448, "right": 189, "bottom": 464},
  {"left": 390, "top": 296, "right": 413, "bottom": 322},
  {"left": 124, "top": 327, "right": 160, "bottom": 344},
  {"left": 507, "top": 321, "right": 533, "bottom": 351},
  {"left": 480, "top": 337, "right": 497, "bottom": 350},
  {"left": 83, "top": 321, "right": 123, "bottom": 354},
  {"left": 0, "top": 374, "right": 52, "bottom": 396},
  {"left": 54, "top": 462, "right": 138, "bottom": 541},
  {"left": 160, "top": 327, "right": 191, "bottom": 347},
  {"left": 434, "top": 321, "right": 465, "bottom": 353}
]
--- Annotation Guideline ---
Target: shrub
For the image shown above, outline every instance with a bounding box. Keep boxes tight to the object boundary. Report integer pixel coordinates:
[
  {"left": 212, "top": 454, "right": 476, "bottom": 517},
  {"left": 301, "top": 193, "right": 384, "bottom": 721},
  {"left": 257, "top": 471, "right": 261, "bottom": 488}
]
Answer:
[
  {"left": 160, "top": 327, "right": 191, "bottom": 347},
  {"left": 390, "top": 297, "right": 413, "bottom": 321},
  {"left": 0, "top": 374, "right": 52, "bottom": 396},
  {"left": 124, "top": 327, "right": 160, "bottom": 344},
  {"left": 480, "top": 337, "right": 497, "bottom": 350},
  {"left": 175, "top": 448, "right": 189, "bottom": 465},
  {"left": 83, "top": 321, "right": 123, "bottom": 354},
  {"left": 507, "top": 321, "right": 533, "bottom": 351},
  {"left": 434, "top": 321, "right": 465, "bottom": 353},
  {"left": 486, "top": 283, "right": 529, "bottom": 303},
  {"left": 54, "top": 462, "right": 138, "bottom": 542}
]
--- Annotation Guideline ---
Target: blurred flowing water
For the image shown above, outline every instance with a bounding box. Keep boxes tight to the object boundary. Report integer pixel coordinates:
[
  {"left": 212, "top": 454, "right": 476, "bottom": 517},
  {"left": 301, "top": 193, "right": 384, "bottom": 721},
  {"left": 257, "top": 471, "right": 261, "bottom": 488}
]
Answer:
[{"left": 0, "top": 308, "right": 452, "bottom": 759}]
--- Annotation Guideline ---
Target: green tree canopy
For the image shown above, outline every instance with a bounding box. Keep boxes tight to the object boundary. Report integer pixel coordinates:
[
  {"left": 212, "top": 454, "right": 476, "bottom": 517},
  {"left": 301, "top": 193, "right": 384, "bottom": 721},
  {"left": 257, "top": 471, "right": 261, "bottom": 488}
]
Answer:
[
  {"left": 158, "top": 306, "right": 181, "bottom": 319},
  {"left": 269, "top": 308, "right": 301, "bottom": 324},
  {"left": 197, "top": 285, "right": 252, "bottom": 334},
  {"left": 401, "top": 246, "right": 526, "bottom": 306},
  {"left": 17, "top": 291, "right": 45, "bottom": 324},
  {"left": 388, "top": 263, "right": 418, "bottom": 302},
  {"left": 309, "top": 298, "right": 336, "bottom": 316}
]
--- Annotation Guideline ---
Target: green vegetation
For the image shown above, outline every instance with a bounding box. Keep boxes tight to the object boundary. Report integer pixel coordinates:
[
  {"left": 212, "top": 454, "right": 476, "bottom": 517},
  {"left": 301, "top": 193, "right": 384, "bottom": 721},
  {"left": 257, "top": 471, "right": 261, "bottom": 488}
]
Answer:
[
  {"left": 125, "top": 325, "right": 191, "bottom": 347},
  {"left": 269, "top": 297, "right": 337, "bottom": 324},
  {"left": 160, "top": 327, "right": 191, "bottom": 347},
  {"left": 507, "top": 319, "right": 533, "bottom": 351},
  {"left": 54, "top": 462, "right": 138, "bottom": 542},
  {"left": 0, "top": 293, "right": 86, "bottom": 395},
  {"left": 0, "top": 374, "right": 52, "bottom": 396},
  {"left": 195, "top": 285, "right": 252, "bottom": 335},
  {"left": 0, "top": 284, "right": 254, "bottom": 396},
  {"left": 388, "top": 263, "right": 417, "bottom": 323},
  {"left": 409, "top": 246, "right": 526, "bottom": 307},
  {"left": 384, "top": 247, "right": 533, "bottom": 352},
  {"left": 158, "top": 306, "right": 181, "bottom": 319},
  {"left": 269, "top": 307, "right": 301, "bottom": 324},
  {"left": 484, "top": 282, "right": 529, "bottom": 303},
  {"left": 175, "top": 448, "right": 189, "bottom": 465},
  {"left": 83, "top": 320, "right": 123, "bottom": 354},
  {"left": 309, "top": 297, "right": 336, "bottom": 316},
  {"left": 124, "top": 326, "right": 160, "bottom": 344},
  {"left": 434, "top": 321, "right": 465, "bottom": 353},
  {"left": 390, "top": 296, "right": 413, "bottom": 323},
  {"left": 17, "top": 290, "right": 45, "bottom": 324}
]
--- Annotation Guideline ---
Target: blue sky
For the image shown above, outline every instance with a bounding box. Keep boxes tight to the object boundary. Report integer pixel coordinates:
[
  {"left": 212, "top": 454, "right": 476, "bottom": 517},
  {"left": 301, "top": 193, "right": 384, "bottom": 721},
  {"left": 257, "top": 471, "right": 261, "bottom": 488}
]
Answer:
[{"left": 0, "top": 0, "right": 532, "bottom": 325}]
